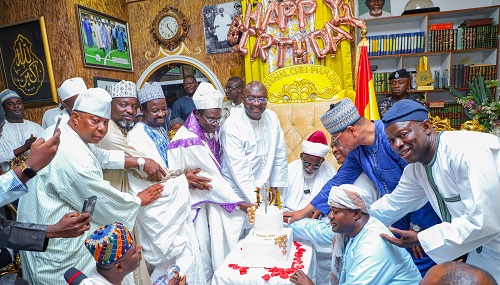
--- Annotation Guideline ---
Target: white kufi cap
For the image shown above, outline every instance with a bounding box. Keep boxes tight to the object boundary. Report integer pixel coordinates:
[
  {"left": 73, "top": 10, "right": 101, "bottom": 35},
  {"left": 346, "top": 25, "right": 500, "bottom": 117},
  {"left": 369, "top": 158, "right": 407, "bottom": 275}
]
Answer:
[
  {"left": 57, "top": 77, "right": 87, "bottom": 102},
  {"left": 193, "top": 82, "right": 223, "bottom": 110},
  {"left": 109, "top": 80, "right": 137, "bottom": 99},
  {"left": 72, "top": 88, "right": 112, "bottom": 119}
]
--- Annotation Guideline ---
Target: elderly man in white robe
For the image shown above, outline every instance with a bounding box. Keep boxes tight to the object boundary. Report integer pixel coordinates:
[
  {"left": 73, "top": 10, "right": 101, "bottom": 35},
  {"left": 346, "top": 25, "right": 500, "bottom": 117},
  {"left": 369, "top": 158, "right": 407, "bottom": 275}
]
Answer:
[
  {"left": 0, "top": 89, "right": 43, "bottom": 172},
  {"left": 370, "top": 99, "right": 500, "bottom": 282},
  {"left": 221, "top": 81, "right": 288, "bottom": 205},
  {"left": 17, "top": 88, "right": 164, "bottom": 285},
  {"left": 168, "top": 83, "right": 246, "bottom": 282},
  {"left": 284, "top": 130, "right": 336, "bottom": 213},
  {"left": 127, "top": 82, "right": 205, "bottom": 284}
]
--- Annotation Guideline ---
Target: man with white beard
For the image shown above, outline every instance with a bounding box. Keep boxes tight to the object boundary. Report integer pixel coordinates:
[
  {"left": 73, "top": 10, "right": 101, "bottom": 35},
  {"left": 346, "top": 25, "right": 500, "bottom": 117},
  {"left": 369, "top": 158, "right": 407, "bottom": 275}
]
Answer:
[{"left": 283, "top": 131, "right": 336, "bottom": 213}]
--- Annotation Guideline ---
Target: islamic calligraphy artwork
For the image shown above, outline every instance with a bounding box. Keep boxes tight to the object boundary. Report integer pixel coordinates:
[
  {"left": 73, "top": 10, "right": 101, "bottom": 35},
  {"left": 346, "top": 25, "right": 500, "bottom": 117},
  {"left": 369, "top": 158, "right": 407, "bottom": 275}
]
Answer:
[
  {"left": 10, "top": 34, "right": 45, "bottom": 95},
  {"left": 0, "top": 17, "right": 57, "bottom": 106}
]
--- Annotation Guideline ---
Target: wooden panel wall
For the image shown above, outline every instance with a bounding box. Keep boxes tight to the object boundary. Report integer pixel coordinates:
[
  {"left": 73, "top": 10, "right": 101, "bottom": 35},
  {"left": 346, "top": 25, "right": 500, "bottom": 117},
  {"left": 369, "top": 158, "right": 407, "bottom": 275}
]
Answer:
[
  {"left": 0, "top": 0, "right": 134, "bottom": 124},
  {"left": 126, "top": 0, "right": 245, "bottom": 84}
]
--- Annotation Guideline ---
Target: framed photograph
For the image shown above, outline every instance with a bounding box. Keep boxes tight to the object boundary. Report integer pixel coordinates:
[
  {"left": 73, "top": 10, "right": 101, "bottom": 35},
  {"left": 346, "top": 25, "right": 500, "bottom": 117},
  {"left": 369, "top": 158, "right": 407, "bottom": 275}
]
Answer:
[
  {"left": 93, "top": 76, "right": 120, "bottom": 92},
  {"left": 358, "top": 0, "right": 392, "bottom": 20},
  {"left": 0, "top": 16, "right": 57, "bottom": 106},
  {"left": 202, "top": 1, "right": 242, "bottom": 55},
  {"left": 77, "top": 5, "right": 133, "bottom": 71}
]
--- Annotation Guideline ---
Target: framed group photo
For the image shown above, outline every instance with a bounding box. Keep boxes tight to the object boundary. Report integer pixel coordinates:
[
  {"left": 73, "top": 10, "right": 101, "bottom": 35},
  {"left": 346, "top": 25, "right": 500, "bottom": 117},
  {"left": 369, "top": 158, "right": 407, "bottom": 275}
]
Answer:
[
  {"left": 0, "top": 16, "right": 57, "bottom": 106},
  {"left": 77, "top": 5, "right": 133, "bottom": 71}
]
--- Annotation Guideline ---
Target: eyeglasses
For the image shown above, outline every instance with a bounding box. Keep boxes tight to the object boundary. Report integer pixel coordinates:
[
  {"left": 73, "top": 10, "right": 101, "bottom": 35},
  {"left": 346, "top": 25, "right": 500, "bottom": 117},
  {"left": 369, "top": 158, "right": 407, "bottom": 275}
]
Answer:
[
  {"left": 202, "top": 115, "right": 221, "bottom": 125},
  {"left": 331, "top": 130, "right": 345, "bottom": 147},
  {"left": 224, "top": 86, "right": 242, "bottom": 92},
  {"left": 302, "top": 160, "right": 322, "bottom": 170},
  {"left": 244, "top": 96, "right": 268, "bottom": 103}
]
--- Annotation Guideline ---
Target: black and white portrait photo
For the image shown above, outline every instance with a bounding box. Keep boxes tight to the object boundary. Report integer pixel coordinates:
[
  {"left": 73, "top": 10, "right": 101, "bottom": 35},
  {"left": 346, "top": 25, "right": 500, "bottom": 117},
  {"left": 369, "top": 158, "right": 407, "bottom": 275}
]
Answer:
[{"left": 202, "top": 1, "right": 242, "bottom": 55}]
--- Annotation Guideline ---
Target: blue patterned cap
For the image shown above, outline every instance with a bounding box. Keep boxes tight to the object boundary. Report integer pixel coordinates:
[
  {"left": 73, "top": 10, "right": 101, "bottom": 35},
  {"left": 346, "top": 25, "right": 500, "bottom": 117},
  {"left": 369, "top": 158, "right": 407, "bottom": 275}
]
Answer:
[
  {"left": 0, "top": 89, "right": 21, "bottom": 104},
  {"left": 320, "top": 99, "right": 361, "bottom": 135},
  {"left": 137, "top": 82, "right": 165, "bottom": 105},
  {"left": 382, "top": 99, "right": 429, "bottom": 128},
  {"left": 109, "top": 80, "right": 137, "bottom": 99}
]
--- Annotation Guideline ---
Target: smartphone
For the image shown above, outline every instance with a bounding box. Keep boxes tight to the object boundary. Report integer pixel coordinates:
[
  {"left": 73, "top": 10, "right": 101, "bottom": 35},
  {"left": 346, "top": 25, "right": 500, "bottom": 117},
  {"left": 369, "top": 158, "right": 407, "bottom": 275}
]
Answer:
[
  {"left": 53, "top": 114, "right": 63, "bottom": 136},
  {"left": 81, "top": 196, "right": 97, "bottom": 216}
]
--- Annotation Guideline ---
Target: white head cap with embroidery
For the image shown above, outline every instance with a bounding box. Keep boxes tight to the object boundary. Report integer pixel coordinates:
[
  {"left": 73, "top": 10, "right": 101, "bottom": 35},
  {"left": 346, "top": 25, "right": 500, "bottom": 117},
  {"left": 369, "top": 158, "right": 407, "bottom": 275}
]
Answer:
[{"left": 193, "top": 82, "right": 223, "bottom": 110}]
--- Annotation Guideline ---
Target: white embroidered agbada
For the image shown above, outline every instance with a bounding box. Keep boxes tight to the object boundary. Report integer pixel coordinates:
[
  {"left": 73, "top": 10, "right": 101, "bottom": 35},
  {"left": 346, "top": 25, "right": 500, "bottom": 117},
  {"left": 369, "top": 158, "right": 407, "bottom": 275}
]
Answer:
[
  {"left": 17, "top": 123, "right": 141, "bottom": 285},
  {"left": 168, "top": 113, "right": 245, "bottom": 282},
  {"left": 127, "top": 122, "right": 205, "bottom": 284},
  {"left": 0, "top": 120, "right": 43, "bottom": 172},
  {"left": 370, "top": 131, "right": 500, "bottom": 282},
  {"left": 220, "top": 109, "right": 288, "bottom": 203},
  {"left": 41, "top": 106, "right": 68, "bottom": 129},
  {"left": 284, "top": 160, "right": 337, "bottom": 211}
]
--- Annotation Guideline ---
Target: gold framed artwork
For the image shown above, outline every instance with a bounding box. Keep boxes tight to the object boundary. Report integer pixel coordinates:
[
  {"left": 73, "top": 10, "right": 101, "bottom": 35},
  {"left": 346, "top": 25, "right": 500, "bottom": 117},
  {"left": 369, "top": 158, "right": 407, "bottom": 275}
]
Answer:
[{"left": 0, "top": 16, "right": 57, "bottom": 106}]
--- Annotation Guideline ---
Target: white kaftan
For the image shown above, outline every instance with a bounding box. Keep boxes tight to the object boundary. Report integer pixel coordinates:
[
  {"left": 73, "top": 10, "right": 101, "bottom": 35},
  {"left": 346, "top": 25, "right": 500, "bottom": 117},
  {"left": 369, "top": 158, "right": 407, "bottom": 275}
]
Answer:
[
  {"left": 284, "top": 160, "right": 337, "bottom": 211},
  {"left": 370, "top": 131, "right": 500, "bottom": 282},
  {"left": 17, "top": 123, "right": 141, "bottom": 285},
  {"left": 220, "top": 109, "right": 288, "bottom": 203},
  {"left": 168, "top": 125, "right": 245, "bottom": 282},
  {"left": 86, "top": 267, "right": 134, "bottom": 285},
  {"left": 127, "top": 122, "right": 205, "bottom": 285},
  {"left": 0, "top": 120, "right": 43, "bottom": 171}
]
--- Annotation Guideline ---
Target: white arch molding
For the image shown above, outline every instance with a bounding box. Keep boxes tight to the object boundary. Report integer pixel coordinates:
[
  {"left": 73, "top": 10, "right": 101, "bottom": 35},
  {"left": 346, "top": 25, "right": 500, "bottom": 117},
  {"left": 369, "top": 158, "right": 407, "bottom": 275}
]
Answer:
[{"left": 136, "top": 55, "right": 223, "bottom": 92}]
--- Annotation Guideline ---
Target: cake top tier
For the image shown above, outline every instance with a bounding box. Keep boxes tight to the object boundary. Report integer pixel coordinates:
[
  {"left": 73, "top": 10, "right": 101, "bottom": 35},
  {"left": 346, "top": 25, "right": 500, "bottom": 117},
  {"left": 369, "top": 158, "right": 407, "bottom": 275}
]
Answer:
[{"left": 254, "top": 205, "right": 284, "bottom": 236}]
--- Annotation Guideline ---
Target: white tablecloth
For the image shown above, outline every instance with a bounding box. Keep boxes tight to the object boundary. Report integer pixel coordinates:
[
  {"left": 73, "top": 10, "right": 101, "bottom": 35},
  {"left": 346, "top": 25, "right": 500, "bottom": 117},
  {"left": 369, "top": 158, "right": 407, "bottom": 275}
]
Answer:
[{"left": 212, "top": 240, "right": 316, "bottom": 285}]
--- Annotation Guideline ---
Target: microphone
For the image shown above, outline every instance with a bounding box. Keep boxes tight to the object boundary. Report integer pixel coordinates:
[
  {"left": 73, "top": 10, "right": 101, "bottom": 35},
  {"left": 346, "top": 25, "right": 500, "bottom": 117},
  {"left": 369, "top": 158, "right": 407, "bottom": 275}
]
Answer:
[{"left": 64, "top": 267, "right": 88, "bottom": 285}]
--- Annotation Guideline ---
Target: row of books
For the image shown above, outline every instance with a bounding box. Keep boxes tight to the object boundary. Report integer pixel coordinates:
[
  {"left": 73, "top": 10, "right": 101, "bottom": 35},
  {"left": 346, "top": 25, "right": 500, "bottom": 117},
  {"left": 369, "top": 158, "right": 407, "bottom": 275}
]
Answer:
[
  {"left": 373, "top": 72, "right": 392, "bottom": 93},
  {"left": 428, "top": 102, "right": 467, "bottom": 129},
  {"left": 451, "top": 64, "right": 497, "bottom": 89},
  {"left": 367, "top": 32, "right": 425, "bottom": 56},
  {"left": 428, "top": 25, "right": 498, "bottom": 52}
]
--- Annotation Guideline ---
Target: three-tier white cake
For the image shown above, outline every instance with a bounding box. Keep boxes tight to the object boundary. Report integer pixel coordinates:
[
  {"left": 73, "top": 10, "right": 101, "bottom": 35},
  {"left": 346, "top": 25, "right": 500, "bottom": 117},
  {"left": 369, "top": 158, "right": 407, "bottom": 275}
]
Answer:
[{"left": 241, "top": 205, "right": 293, "bottom": 267}]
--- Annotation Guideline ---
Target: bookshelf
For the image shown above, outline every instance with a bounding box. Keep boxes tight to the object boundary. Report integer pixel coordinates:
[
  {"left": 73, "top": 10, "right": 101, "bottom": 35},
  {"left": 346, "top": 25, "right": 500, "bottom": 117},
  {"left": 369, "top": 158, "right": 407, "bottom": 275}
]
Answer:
[{"left": 360, "top": 6, "right": 500, "bottom": 128}]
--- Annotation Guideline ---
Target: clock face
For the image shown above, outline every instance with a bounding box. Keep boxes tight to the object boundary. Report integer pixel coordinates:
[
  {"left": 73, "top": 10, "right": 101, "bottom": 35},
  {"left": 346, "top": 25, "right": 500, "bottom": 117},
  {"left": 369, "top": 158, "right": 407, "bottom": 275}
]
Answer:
[{"left": 158, "top": 16, "right": 179, "bottom": 40}]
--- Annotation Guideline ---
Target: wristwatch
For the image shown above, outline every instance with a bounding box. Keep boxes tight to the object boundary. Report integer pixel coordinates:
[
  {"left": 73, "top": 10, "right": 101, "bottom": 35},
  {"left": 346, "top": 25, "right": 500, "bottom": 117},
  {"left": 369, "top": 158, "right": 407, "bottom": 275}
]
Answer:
[
  {"left": 20, "top": 162, "right": 37, "bottom": 178},
  {"left": 137, "top": 157, "right": 145, "bottom": 172},
  {"left": 411, "top": 223, "right": 423, "bottom": 232}
]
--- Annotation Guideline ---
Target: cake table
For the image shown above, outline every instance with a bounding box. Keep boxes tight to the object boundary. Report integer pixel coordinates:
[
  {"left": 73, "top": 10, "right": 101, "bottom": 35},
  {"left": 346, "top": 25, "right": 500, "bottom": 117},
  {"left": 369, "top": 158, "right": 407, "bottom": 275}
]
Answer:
[{"left": 212, "top": 239, "right": 316, "bottom": 285}]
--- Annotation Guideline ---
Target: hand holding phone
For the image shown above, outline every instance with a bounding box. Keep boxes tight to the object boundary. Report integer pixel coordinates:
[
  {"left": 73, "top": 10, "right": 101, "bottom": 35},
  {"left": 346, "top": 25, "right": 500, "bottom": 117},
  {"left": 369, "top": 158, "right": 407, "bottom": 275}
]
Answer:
[
  {"left": 53, "top": 114, "right": 63, "bottom": 136},
  {"left": 81, "top": 196, "right": 97, "bottom": 216}
]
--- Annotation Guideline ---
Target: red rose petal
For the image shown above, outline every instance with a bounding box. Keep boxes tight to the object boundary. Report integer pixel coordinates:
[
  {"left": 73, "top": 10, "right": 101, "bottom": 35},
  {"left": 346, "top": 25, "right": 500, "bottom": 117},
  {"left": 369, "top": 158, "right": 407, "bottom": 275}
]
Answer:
[
  {"left": 262, "top": 274, "right": 271, "bottom": 281},
  {"left": 280, "top": 273, "right": 289, "bottom": 279},
  {"left": 296, "top": 264, "right": 304, "bottom": 269}
]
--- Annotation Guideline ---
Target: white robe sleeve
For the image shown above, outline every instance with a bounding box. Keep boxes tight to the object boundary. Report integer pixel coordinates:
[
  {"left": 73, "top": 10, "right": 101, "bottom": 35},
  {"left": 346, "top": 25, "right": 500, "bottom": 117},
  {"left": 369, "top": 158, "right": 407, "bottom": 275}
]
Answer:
[
  {"left": 369, "top": 165, "right": 429, "bottom": 226},
  {"left": 418, "top": 145, "right": 500, "bottom": 263},
  {"left": 269, "top": 118, "right": 288, "bottom": 188},
  {"left": 88, "top": 144, "right": 125, "bottom": 169}
]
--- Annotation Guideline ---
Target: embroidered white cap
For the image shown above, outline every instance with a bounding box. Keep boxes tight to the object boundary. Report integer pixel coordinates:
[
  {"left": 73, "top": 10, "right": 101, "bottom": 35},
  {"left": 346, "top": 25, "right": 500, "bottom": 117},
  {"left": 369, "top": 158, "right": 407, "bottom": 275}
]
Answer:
[{"left": 193, "top": 82, "right": 223, "bottom": 110}]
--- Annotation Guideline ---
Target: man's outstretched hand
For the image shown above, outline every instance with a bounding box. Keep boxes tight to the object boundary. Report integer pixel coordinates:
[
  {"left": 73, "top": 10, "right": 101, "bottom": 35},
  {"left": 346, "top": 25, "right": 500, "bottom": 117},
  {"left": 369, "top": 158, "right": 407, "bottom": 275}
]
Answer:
[
  {"left": 138, "top": 183, "right": 164, "bottom": 206},
  {"left": 380, "top": 227, "right": 421, "bottom": 248}
]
